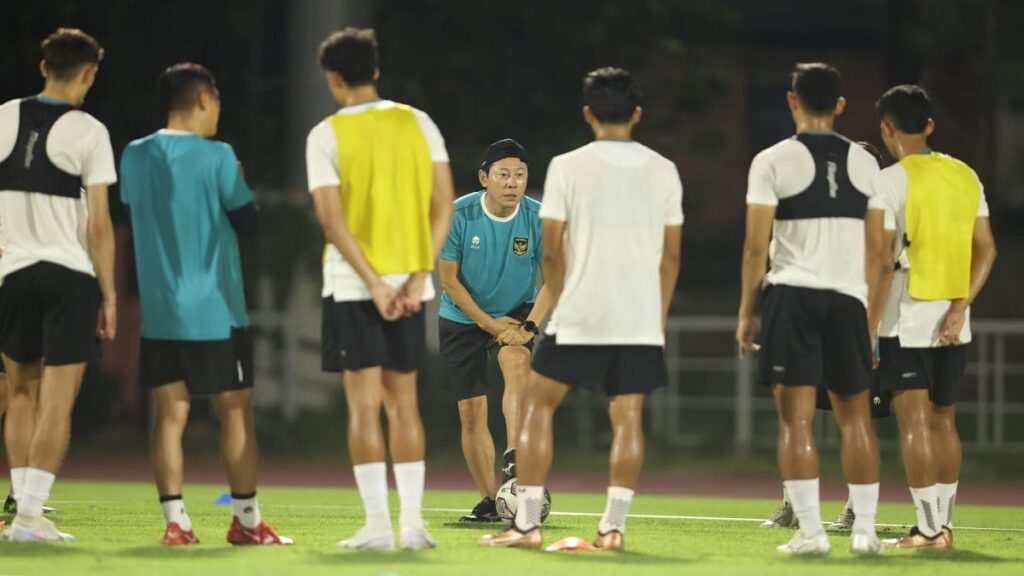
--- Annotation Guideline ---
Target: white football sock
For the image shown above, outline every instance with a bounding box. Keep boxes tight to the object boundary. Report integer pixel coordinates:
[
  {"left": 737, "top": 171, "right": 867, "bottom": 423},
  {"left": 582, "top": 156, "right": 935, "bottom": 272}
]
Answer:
[
  {"left": 353, "top": 462, "right": 391, "bottom": 533},
  {"left": 782, "top": 484, "right": 790, "bottom": 505},
  {"left": 393, "top": 461, "right": 425, "bottom": 530},
  {"left": 18, "top": 468, "right": 55, "bottom": 519},
  {"left": 847, "top": 483, "right": 878, "bottom": 534},
  {"left": 513, "top": 485, "right": 544, "bottom": 532},
  {"left": 784, "top": 478, "right": 824, "bottom": 537},
  {"left": 10, "top": 467, "right": 27, "bottom": 501},
  {"left": 910, "top": 485, "right": 941, "bottom": 537},
  {"left": 598, "top": 486, "right": 634, "bottom": 535},
  {"left": 160, "top": 496, "right": 193, "bottom": 531},
  {"left": 936, "top": 482, "right": 958, "bottom": 527},
  {"left": 232, "top": 493, "right": 261, "bottom": 529}
]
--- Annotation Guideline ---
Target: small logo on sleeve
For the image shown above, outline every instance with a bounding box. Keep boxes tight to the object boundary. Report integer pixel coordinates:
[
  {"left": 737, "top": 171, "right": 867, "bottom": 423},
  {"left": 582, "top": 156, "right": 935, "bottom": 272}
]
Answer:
[{"left": 512, "top": 237, "right": 528, "bottom": 256}]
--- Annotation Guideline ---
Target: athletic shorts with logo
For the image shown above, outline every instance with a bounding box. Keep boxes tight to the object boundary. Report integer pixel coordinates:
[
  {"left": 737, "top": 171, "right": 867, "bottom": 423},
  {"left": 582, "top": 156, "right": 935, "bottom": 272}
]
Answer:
[
  {"left": 321, "top": 298, "right": 425, "bottom": 373},
  {"left": 757, "top": 284, "right": 872, "bottom": 395},
  {"left": 531, "top": 335, "right": 667, "bottom": 396},
  {"left": 140, "top": 328, "right": 254, "bottom": 395},
  {"left": 0, "top": 262, "right": 100, "bottom": 365},
  {"left": 877, "top": 337, "right": 965, "bottom": 407},
  {"left": 439, "top": 303, "right": 534, "bottom": 400}
]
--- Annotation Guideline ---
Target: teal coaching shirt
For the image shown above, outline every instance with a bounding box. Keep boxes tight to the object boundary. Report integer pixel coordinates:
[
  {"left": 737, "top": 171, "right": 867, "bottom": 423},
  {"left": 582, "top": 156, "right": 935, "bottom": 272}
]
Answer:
[
  {"left": 120, "top": 129, "right": 253, "bottom": 340},
  {"left": 439, "top": 191, "right": 542, "bottom": 325}
]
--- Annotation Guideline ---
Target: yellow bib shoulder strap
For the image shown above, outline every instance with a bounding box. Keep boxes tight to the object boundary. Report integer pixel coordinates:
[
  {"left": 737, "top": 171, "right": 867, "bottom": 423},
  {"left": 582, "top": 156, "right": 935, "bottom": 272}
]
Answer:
[{"left": 902, "top": 152, "right": 980, "bottom": 300}]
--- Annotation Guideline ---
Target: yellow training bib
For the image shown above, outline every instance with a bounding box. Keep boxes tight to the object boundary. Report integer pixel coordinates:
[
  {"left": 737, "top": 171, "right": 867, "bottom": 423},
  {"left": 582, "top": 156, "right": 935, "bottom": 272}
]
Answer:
[
  {"left": 326, "top": 104, "right": 434, "bottom": 275},
  {"left": 901, "top": 152, "right": 980, "bottom": 300}
]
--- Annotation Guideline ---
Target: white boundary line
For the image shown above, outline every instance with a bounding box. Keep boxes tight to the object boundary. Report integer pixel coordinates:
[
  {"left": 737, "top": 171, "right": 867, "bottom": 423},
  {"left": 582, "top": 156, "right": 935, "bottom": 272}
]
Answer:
[{"left": 47, "top": 500, "right": 1024, "bottom": 534}]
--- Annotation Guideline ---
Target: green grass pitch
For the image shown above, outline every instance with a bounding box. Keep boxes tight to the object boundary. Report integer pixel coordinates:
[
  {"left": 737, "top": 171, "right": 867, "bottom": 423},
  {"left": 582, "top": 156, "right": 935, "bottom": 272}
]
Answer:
[{"left": 1, "top": 480, "right": 1022, "bottom": 576}]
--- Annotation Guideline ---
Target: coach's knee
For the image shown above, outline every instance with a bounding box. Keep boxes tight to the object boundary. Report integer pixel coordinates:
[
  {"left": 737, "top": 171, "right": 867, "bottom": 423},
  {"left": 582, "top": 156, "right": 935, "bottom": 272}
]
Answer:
[{"left": 498, "top": 346, "right": 530, "bottom": 376}]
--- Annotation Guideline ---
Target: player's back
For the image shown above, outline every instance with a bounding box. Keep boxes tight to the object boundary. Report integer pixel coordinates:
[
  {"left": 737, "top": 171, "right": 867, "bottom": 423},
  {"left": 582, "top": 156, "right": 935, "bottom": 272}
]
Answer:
[
  {"left": 120, "top": 130, "right": 247, "bottom": 340},
  {"left": 542, "top": 141, "right": 683, "bottom": 346},
  {"left": 747, "top": 134, "right": 879, "bottom": 305}
]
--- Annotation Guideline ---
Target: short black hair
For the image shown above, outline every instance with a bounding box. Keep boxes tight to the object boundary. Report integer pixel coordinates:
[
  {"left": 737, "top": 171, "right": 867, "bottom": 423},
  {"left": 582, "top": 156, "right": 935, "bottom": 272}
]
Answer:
[
  {"left": 583, "top": 67, "right": 643, "bottom": 124},
  {"left": 481, "top": 138, "right": 528, "bottom": 173},
  {"left": 791, "top": 62, "right": 842, "bottom": 115},
  {"left": 158, "top": 63, "right": 218, "bottom": 115},
  {"left": 318, "top": 27, "right": 379, "bottom": 86},
  {"left": 41, "top": 28, "right": 104, "bottom": 81},
  {"left": 875, "top": 84, "right": 932, "bottom": 134}
]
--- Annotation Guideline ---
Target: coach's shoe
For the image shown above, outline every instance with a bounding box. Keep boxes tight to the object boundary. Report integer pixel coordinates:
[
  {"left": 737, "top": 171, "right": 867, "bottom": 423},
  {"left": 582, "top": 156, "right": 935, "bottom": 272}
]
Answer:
[
  {"left": 460, "top": 497, "right": 501, "bottom": 523},
  {"left": 226, "top": 517, "right": 294, "bottom": 545},
  {"left": 162, "top": 522, "right": 200, "bottom": 545},
  {"left": 337, "top": 528, "right": 396, "bottom": 550},
  {"left": 828, "top": 506, "right": 855, "bottom": 531},
  {"left": 478, "top": 526, "right": 542, "bottom": 549},
  {"left": 776, "top": 530, "right": 831, "bottom": 556},
  {"left": 882, "top": 526, "right": 952, "bottom": 550},
  {"left": 4, "top": 515, "right": 74, "bottom": 542},
  {"left": 761, "top": 501, "right": 798, "bottom": 529},
  {"left": 501, "top": 450, "right": 517, "bottom": 483},
  {"left": 593, "top": 529, "right": 624, "bottom": 551},
  {"left": 3, "top": 494, "right": 57, "bottom": 516},
  {"left": 850, "top": 530, "right": 881, "bottom": 555},
  {"left": 400, "top": 526, "right": 437, "bottom": 550}
]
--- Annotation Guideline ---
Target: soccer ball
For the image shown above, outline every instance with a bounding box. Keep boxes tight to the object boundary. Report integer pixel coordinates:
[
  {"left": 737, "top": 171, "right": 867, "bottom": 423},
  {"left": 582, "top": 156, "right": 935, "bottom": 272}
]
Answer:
[{"left": 494, "top": 479, "right": 552, "bottom": 522}]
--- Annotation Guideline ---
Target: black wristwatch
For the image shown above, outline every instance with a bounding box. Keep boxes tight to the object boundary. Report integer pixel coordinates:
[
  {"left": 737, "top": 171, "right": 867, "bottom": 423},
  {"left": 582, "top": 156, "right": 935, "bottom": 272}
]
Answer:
[{"left": 522, "top": 320, "right": 539, "bottom": 335}]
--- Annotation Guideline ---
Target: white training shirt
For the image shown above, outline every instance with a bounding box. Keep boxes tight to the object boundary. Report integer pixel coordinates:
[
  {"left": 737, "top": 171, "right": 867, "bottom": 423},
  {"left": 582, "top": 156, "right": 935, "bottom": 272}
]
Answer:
[
  {"left": 540, "top": 140, "right": 684, "bottom": 346},
  {"left": 305, "top": 99, "right": 449, "bottom": 302},
  {"left": 874, "top": 162, "right": 990, "bottom": 348},
  {"left": 746, "top": 134, "right": 884, "bottom": 305},
  {"left": 0, "top": 98, "right": 117, "bottom": 282}
]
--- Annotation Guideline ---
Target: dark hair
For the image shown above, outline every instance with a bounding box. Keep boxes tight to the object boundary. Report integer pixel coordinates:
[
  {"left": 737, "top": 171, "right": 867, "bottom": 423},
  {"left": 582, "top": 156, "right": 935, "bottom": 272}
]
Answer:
[
  {"left": 41, "top": 28, "right": 104, "bottom": 81},
  {"left": 582, "top": 67, "right": 643, "bottom": 124},
  {"left": 481, "top": 138, "right": 528, "bottom": 172},
  {"left": 791, "top": 62, "right": 842, "bottom": 115},
  {"left": 318, "top": 27, "right": 379, "bottom": 86},
  {"left": 855, "top": 141, "right": 884, "bottom": 164},
  {"left": 158, "top": 63, "right": 218, "bottom": 115},
  {"left": 875, "top": 84, "right": 932, "bottom": 134}
]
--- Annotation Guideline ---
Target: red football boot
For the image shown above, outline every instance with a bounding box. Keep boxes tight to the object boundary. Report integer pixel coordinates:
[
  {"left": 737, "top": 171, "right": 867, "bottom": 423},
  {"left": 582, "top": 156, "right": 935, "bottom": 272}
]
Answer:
[
  {"left": 226, "top": 516, "right": 294, "bottom": 545},
  {"left": 162, "top": 522, "right": 200, "bottom": 545}
]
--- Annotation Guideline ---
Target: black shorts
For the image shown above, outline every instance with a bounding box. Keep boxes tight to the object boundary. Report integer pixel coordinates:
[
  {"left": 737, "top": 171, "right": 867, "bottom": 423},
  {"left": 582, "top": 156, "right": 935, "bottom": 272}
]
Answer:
[
  {"left": 439, "top": 303, "right": 534, "bottom": 401},
  {"left": 531, "top": 335, "right": 666, "bottom": 396},
  {"left": 140, "top": 328, "right": 254, "bottom": 395},
  {"left": 757, "top": 285, "right": 872, "bottom": 396},
  {"left": 0, "top": 262, "right": 100, "bottom": 365},
  {"left": 321, "top": 299, "right": 425, "bottom": 373},
  {"left": 878, "top": 337, "right": 966, "bottom": 407}
]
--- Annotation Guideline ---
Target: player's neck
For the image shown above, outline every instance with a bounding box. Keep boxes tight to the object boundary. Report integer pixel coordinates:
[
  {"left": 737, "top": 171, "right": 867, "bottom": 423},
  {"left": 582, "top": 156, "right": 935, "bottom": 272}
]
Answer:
[
  {"left": 482, "top": 191, "right": 515, "bottom": 218},
  {"left": 343, "top": 86, "right": 380, "bottom": 107},
  {"left": 591, "top": 122, "right": 633, "bottom": 142},
  {"left": 794, "top": 113, "right": 834, "bottom": 134},
  {"left": 166, "top": 114, "right": 207, "bottom": 137},
  {"left": 892, "top": 137, "right": 931, "bottom": 160},
  {"left": 38, "top": 83, "right": 79, "bottom": 107}
]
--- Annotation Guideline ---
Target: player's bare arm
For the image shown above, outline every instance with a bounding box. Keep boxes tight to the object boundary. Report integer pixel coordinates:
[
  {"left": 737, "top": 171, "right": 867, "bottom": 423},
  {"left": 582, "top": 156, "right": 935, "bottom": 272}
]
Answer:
[
  {"left": 864, "top": 208, "right": 891, "bottom": 353},
  {"left": 737, "top": 204, "right": 775, "bottom": 357},
  {"left": 86, "top": 183, "right": 117, "bottom": 341},
  {"left": 438, "top": 258, "right": 519, "bottom": 337},
  {"left": 661, "top": 225, "right": 683, "bottom": 332},
  {"left": 400, "top": 162, "right": 455, "bottom": 314},
  {"left": 540, "top": 218, "right": 567, "bottom": 307},
  {"left": 940, "top": 216, "right": 997, "bottom": 345},
  {"left": 311, "top": 185, "right": 401, "bottom": 321}
]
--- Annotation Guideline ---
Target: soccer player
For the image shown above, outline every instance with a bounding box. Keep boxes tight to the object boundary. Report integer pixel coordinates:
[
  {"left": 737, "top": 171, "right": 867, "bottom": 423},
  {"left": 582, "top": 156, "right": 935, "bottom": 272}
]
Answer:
[
  {"left": 0, "top": 28, "right": 117, "bottom": 542},
  {"left": 736, "top": 63, "right": 888, "bottom": 555},
  {"left": 872, "top": 85, "right": 997, "bottom": 549},
  {"left": 438, "top": 138, "right": 552, "bottom": 522},
  {"left": 306, "top": 28, "right": 455, "bottom": 550},
  {"left": 480, "top": 67, "right": 683, "bottom": 551},
  {"left": 119, "top": 63, "right": 290, "bottom": 546}
]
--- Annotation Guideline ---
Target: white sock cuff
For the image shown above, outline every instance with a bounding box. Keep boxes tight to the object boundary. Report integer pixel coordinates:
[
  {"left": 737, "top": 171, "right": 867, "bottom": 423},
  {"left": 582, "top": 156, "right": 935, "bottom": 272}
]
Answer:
[
  {"left": 392, "top": 461, "right": 425, "bottom": 474},
  {"left": 848, "top": 482, "right": 880, "bottom": 492},
  {"left": 936, "top": 481, "right": 958, "bottom": 490},
  {"left": 23, "top": 468, "right": 55, "bottom": 491},
  {"left": 518, "top": 485, "right": 545, "bottom": 499},
  {"left": 354, "top": 462, "right": 388, "bottom": 474},
  {"left": 783, "top": 478, "right": 819, "bottom": 493},
  {"left": 607, "top": 486, "right": 635, "bottom": 501}
]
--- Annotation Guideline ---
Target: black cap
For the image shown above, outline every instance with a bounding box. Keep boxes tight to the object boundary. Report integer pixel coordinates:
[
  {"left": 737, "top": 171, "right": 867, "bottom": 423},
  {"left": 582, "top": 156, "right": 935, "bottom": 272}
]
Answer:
[{"left": 480, "top": 138, "right": 528, "bottom": 172}]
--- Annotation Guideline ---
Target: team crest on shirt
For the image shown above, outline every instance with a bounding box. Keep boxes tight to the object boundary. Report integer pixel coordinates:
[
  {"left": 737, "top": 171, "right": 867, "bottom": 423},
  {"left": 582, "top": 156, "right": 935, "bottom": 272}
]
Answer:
[{"left": 512, "top": 237, "right": 528, "bottom": 256}]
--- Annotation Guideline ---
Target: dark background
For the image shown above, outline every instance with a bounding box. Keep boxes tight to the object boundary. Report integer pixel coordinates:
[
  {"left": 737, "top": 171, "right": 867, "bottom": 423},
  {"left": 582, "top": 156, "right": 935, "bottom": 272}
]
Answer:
[{"left": 2, "top": 0, "right": 1023, "bottom": 471}]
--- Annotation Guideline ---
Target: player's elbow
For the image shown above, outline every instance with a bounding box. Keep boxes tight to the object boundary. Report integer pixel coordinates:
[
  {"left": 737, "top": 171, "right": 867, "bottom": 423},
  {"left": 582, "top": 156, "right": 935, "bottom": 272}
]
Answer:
[{"left": 87, "top": 215, "right": 113, "bottom": 243}]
